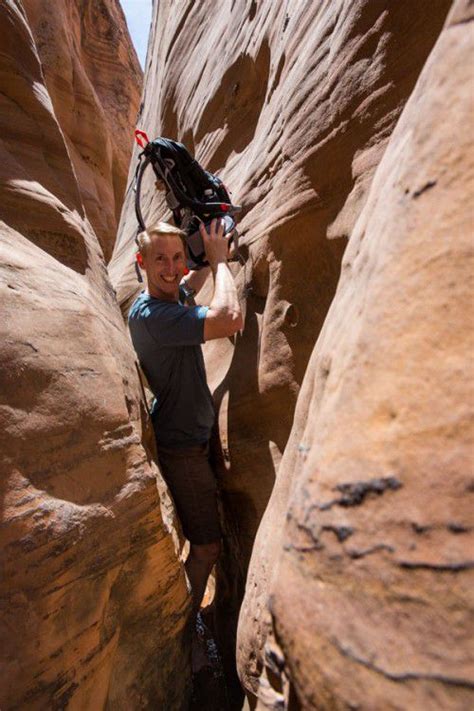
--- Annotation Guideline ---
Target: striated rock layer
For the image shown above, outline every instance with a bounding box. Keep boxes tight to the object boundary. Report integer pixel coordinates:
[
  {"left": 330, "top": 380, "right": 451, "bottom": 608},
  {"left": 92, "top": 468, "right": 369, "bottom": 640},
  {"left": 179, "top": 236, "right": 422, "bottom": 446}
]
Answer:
[
  {"left": 239, "top": 1, "right": 474, "bottom": 709},
  {"left": 0, "top": 2, "right": 190, "bottom": 709},
  {"left": 22, "top": 0, "right": 143, "bottom": 262},
  {"left": 111, "top": 0, "right": 461, "bottom": 706}
]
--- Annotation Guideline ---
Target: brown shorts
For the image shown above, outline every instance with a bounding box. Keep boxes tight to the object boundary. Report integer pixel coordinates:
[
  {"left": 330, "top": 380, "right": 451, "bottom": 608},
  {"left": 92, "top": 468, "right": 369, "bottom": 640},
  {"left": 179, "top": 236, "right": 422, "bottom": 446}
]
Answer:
[{"left": 156, "top": 442, "right": 221, "bottom": 545}]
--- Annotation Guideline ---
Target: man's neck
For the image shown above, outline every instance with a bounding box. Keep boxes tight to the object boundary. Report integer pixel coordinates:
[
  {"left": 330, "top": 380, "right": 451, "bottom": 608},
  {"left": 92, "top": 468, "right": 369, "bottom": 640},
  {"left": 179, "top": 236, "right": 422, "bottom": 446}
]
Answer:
[{"left": 146, "top": 285, "right": 179, "bottom": 302}]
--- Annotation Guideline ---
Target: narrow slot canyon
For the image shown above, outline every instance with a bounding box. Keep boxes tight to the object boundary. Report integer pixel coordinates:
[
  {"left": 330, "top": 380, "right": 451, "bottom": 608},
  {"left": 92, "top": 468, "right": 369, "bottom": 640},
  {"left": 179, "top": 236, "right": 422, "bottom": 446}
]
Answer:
[{"left": 1, "top": 1, "right": 473, "bottom": 710}]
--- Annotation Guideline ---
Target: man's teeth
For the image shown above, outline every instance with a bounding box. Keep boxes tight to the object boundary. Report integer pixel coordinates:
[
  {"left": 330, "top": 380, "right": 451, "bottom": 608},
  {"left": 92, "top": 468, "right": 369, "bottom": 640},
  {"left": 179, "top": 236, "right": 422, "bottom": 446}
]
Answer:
[{"left": 162, "top": 276, "right": 176, "bottom": 283}]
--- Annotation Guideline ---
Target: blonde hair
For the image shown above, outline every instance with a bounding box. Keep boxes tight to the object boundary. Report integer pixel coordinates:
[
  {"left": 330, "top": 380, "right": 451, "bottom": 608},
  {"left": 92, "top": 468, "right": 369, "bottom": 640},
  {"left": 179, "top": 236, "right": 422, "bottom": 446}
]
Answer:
[{"left": 137, "top": 221, "right": 187, "bottom": 256}]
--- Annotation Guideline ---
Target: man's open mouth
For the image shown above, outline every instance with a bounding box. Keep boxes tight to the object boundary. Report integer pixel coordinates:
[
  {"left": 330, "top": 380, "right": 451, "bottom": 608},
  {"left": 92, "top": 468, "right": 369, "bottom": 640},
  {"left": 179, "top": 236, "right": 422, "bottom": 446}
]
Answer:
[{"left": 161, "top": 275, "right": 177, "bottom": 283}]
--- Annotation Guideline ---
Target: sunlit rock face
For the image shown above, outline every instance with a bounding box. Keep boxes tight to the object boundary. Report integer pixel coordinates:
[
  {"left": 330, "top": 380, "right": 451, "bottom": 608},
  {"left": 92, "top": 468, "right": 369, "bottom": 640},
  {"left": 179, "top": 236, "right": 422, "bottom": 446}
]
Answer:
[
  {"left": 0, "top": 2, "right": 190, "bottom": 709},
  {"left": 21, "top": 0, "right": 142, "bottom": 262},
  {"left": 239, "top": 1, "right": 474, "bottom": 709},
  {"left": 111, "top": 0, "right": 458, "bottom": 706}
]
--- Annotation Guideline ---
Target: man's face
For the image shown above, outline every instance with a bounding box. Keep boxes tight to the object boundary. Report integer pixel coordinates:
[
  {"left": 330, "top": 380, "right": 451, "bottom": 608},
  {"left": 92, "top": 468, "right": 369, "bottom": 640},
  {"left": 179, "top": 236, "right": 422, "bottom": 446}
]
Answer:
[{"left": 143, "top": 233, "right": 187, "bottom": 300}]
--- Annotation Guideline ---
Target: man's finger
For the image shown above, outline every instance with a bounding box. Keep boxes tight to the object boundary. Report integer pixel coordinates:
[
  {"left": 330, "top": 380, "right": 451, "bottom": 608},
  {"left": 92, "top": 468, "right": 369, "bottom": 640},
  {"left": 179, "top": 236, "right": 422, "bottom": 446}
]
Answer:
[
  {"left": 211, "top": 218, "right": 222, "bottom": 239},
  {"left": 199, "top": 221, "right": 207, "bottom": 236},
  {"left": 198, "top": 219, "right": 226, "bottom": 241}
]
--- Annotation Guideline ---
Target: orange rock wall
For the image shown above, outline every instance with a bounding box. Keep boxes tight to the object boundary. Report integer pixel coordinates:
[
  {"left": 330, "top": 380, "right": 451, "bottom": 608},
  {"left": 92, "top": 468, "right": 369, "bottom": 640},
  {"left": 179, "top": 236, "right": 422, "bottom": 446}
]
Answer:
[
  {"left": 0, "top": 2, "right": 190, "bottom": 708},
  {"left": 239, "top": 2, "right": 474, "bottom": 708},
  {"left": 22, "top": 0, "right": 142, "bottom": 262},
  {"left": 254, "top": 2, "right": 474, "bottom": 709},
  {"left": 111, "top": 1, "right": 469, "bottom": 707}
]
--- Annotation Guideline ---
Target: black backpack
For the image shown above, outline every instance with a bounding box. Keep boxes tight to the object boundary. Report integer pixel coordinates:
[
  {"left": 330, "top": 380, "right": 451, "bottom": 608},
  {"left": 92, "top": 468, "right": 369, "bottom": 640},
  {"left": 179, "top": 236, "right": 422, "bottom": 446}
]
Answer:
[{"left": 133, "top": 131, "right": 242, "bottom": 272}]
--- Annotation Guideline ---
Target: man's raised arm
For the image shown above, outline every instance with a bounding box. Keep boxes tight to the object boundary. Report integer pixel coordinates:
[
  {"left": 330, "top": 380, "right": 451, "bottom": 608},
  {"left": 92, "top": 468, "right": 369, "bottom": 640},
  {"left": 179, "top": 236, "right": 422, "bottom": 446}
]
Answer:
[
  {"left": 182, "top": 265, "right": 211, "bottom": 295},
  {"left": 200, "top": 219, "right": 243, "bottom": 341}
]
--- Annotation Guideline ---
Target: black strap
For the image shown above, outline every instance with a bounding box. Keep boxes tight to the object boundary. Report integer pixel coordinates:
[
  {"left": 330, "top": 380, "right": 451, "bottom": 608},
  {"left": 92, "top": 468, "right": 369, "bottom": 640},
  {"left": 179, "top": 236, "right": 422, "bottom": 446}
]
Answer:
[{"left": 134, "top": 361, "right": 150, "bottom": 416}]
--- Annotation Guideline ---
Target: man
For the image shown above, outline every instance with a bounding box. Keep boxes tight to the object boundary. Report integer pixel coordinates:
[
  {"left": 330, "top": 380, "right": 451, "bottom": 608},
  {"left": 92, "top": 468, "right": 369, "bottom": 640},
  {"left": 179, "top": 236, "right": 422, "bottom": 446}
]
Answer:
[{"left": 128, "top": 218, "right": 242, "bottom": 669}]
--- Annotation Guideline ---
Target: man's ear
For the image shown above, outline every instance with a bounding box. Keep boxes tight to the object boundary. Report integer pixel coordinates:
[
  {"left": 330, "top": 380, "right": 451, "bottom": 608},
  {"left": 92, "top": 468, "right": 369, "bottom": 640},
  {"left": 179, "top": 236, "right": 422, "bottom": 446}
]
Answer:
[{"left": 136, "top": 252, "right": 144, "bottom": 268}]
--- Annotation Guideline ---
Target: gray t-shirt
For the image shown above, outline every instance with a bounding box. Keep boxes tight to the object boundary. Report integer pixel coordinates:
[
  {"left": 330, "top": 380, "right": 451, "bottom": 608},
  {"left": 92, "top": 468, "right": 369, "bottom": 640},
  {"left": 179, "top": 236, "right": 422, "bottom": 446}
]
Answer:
[{"left": 128, "top": 292, "right": 215, "bottom": 448}]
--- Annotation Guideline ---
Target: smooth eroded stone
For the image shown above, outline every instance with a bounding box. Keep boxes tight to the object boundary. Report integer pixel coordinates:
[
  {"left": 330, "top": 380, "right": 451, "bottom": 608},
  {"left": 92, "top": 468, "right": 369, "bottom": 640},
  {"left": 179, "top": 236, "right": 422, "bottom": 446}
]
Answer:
[
  {"left": 0, "top": 2, "right": 190, "bottom": 708},
  {"left": 21, "top": 0, "right": 143, "bottom": 261},
  {"left": 248, "top": 1, "right": 474, "bottom": 707},
  {"left": 110, "top": 1, "right": 455, "bottom": 706}
]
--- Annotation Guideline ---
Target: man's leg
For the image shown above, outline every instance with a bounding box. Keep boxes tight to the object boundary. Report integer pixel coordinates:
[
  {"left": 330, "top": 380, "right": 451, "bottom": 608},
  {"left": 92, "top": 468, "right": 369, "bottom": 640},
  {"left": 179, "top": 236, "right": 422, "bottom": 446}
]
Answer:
[
  {"left": 185, "top": 541, "right": 221, "bottom": 672},
  {"left": 156, "top": 444, "right": 222, "bottom": 670},
  {"left": 185, "top": 540, "right": 221, "bottom": 613},
  {"left": 157, "top": 444, "right": 221, "bottom": 610}
]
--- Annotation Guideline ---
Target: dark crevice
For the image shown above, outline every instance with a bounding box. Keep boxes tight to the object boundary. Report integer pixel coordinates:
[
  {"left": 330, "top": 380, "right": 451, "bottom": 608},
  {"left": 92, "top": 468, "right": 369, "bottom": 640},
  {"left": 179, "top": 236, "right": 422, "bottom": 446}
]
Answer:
[
  {"left": 321, "top": 525, "right": 354, "bottom": 542},
  {"left": 315, "top": 477, "right": 402, "bottom": 511},
  {"left": 397, "top": 560, "right": 474, "bottom": 572},
  {"left": 412, "top": 180, "right": 437, "bottom": 198},
  {"left": 347, "top": 544, "right": 395, "bottom": 559}
]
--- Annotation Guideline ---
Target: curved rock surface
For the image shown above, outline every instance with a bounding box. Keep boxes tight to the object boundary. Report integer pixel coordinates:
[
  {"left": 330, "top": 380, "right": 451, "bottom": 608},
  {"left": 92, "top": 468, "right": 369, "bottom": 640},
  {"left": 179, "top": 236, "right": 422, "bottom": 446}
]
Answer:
[
  {"left": 22, "top": 0, "right": 142, "bottom": 262},
  {"left": 0, "top": 2, "right": 190, "bottom": 708},
  {"left": 239, "top": 2, "right": 474, "bottom": 709},
  {"left": 111, "top": 1, "right": 464, "bottom": 707}
]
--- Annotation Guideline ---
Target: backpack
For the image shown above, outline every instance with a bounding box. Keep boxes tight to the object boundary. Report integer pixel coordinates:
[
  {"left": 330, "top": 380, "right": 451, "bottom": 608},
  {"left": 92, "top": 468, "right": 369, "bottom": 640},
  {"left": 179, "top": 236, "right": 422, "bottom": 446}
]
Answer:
[{"left": 133, "top": 131, "right": 242, "bottom": 272}]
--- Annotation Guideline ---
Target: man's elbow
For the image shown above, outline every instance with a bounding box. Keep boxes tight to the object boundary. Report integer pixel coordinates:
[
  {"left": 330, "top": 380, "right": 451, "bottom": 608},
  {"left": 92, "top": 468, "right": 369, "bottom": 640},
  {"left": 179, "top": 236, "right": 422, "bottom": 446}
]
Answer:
[
  {"left": 204, "top": 307, "right": 244, "bottom": 340},
  {"left": 223, "top": 310, "right": 243, "bottom": 336},
  {"left": 230, "top": 311, "right": 244, "bottom": 335}
]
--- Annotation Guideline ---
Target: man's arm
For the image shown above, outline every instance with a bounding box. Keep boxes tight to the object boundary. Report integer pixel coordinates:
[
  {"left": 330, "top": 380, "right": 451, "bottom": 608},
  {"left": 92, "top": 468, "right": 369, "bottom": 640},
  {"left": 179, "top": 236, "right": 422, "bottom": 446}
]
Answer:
[
  {"left": 200, "top": 219, "right": 243, "bottom": 341},
  {"left": 181, "top": 265, "right": 211, "bottom": 295}
]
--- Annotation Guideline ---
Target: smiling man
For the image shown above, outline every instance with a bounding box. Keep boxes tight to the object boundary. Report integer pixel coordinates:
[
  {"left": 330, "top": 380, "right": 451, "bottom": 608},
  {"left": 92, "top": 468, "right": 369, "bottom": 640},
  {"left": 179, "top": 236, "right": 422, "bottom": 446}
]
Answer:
[{"left": 128, "top": 218, "right": 242, "bottom": 670}]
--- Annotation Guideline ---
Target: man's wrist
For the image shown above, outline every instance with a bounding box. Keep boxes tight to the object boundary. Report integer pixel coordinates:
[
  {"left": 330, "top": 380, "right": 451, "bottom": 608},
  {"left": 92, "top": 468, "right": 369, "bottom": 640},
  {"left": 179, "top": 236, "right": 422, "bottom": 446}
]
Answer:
[{"left": 209, "top": 256, "right": 228, "bottom": 272}]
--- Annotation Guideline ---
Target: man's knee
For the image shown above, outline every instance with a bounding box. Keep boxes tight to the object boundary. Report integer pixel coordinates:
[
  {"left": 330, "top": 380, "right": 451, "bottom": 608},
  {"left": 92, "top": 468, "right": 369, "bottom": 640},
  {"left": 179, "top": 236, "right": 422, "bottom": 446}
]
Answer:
[{"left": 190, "top": 540, "right": 221, "bottom": 564}]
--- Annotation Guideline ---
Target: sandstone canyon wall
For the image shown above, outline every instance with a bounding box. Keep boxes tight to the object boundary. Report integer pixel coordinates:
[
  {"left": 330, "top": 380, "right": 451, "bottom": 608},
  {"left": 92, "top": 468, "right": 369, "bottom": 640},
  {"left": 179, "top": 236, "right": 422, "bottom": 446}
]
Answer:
[
  {"left": 111, "top": 1, "right": 472, "bottom": 708},
  {"left": 238, "top": 2, "right": 474, "bottom": 709},
  {"left": 0, "top": 2, "right": 190, "bottom": 709},
  {"left": 22, "top": 0, "right": 143, "bottom": 262},
  {"left": 1, "top": 0, "right": 472, "bottom": 708}
]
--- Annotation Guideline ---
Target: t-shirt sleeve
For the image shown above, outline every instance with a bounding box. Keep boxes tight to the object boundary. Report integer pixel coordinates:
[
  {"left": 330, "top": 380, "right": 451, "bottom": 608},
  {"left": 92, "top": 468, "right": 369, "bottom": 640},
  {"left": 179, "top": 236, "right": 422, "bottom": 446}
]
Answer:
[{"left": 144, "top": 301, "right": 208, "bottom": 347}]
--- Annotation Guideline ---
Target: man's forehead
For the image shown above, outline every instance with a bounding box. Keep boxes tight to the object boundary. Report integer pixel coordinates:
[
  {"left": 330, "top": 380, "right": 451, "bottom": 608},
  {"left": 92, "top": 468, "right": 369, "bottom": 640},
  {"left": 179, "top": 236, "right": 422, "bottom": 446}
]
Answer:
[{"left": 149, "top": 232, "right": 184, "bottom": 252}]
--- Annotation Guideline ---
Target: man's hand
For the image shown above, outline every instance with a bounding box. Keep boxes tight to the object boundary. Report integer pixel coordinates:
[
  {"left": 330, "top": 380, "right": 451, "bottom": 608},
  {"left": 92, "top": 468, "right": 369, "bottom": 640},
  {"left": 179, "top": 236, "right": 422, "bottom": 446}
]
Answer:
[
  {"left": 199, "top": 219, "right": 230, "bottom": 270},
  {"left": 201, "top": 218, "right": 243, "bottom": 341}
]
